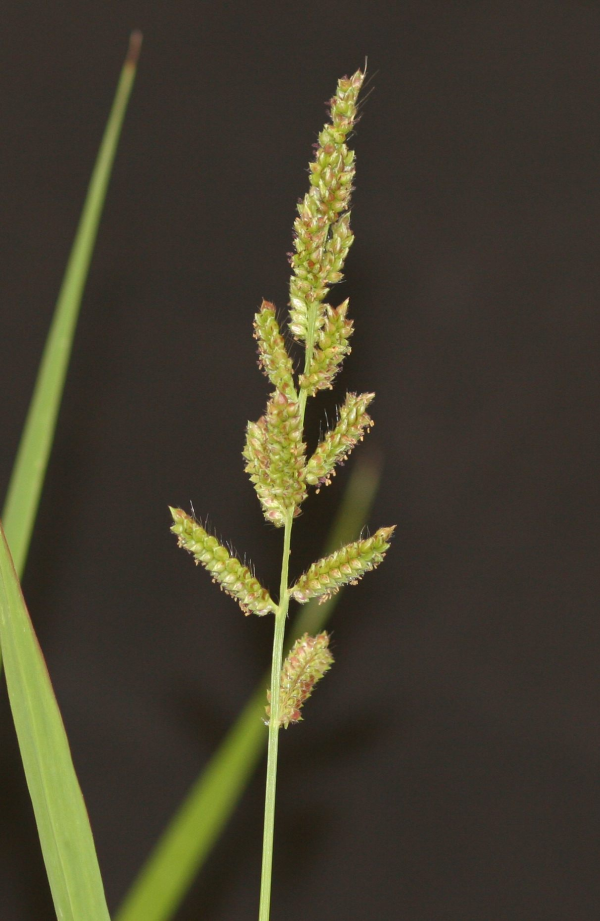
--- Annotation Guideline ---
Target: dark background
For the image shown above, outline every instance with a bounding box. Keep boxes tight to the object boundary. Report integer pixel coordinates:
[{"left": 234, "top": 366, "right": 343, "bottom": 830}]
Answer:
[{"left": 0, "top": 2, "right": 598, "bottom": 919}]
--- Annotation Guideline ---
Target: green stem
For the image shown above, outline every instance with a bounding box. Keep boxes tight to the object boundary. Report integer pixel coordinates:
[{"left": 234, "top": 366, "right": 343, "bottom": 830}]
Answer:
[
  {"left": 258, "top": 297, "right": 319, "bottom": 921},
  {"left": 258, "top": 512, "right": 293, "bottom": 921}
]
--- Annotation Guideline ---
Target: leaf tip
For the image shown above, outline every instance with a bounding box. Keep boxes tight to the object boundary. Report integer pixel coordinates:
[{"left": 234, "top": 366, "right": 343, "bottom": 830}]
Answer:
[{"left": 126, "top": 30, "right": 143, "bottom": 69}]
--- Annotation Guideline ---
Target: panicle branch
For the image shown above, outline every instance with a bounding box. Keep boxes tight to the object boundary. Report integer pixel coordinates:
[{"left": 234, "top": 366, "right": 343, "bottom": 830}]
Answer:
[
  {"left": 306, "top": 391, "right": 374, "bottom": 489},
  {"left": 254, "top": 301, "right": 297, "bottom": 399},
  {"left": 299, "top": 298, "right": 353, "bottom": 396},
  {"left": 266, "top": 632, "right": 334, "bottom": 728},
  {"left": 169, "top": 508, "right": 276, "bottom": 616},
  {"left": 291, "top": 526, "right": 396, "bottom": 604}
]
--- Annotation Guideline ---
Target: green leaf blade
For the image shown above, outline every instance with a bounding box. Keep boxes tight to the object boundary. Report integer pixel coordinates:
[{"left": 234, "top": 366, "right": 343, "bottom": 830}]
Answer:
[
  {"left": 2, "top": 30, "right": 142, "bottom": 580},
  {"left": 0, "top": 521, "right": 110, "bottom": 921}
]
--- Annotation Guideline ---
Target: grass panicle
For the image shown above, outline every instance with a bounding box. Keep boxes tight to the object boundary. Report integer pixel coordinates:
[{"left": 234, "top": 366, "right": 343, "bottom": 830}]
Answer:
[
  {"left": 2, "top": 48, "right": 393, "bottom": 921},
  {"left": 168, "top": 67, "right": 394, "bottom": 921}
]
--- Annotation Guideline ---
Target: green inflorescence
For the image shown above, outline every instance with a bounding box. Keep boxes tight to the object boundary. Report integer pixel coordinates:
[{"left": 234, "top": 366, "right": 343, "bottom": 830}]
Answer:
[
  {"left": 170, "top": 63, "right": 394, "bottom": 663},
  {"left": 169, "top": 66, "right": 396, "bottom": 921}
]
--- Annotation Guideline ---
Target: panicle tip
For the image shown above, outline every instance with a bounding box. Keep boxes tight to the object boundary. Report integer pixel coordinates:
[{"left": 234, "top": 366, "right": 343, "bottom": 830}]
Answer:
[{"left": 168, "top": 506, "right": 186, "bottom": 524}]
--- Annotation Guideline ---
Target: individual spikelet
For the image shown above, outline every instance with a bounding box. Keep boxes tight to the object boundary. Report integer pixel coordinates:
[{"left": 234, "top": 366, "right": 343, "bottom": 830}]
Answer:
[
  {"left": 243, "top": 391, "right": 307, "bottom": 527},
  {"left": 289, "top": 69, "right": 364, "bottom": 343},
  {"left": 306, "top": 392, "right": 374, "bottom": 489},
  {"left": 291, "top": 526, "right": 396, "bottom": 604},
  {"left": 254, "top": 301, "right": 297, "bottom": 399},
  {"left": 266, "top": 632, "right": 334, "bottom": 728},
  {"left": 169, "top": 508, "right": 276, "bottom": 616},
  {"left": 299, "top": 299, "right": 354, "bottom": 396}
]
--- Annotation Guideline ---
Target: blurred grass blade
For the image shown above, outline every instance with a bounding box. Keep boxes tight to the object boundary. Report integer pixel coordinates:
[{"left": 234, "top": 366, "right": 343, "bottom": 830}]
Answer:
[
  {"left": 2, "top": 30, "right": 142, "bottom": 580},
  {"left": 115, "top": 454, "right": 381, "bottom": 921},
  {"left": 0, "top": 521, "right": 111, "bottom": 921}
]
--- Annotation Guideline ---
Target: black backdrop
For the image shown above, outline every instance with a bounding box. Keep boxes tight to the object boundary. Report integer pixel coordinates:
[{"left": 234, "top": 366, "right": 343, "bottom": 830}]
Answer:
[{"left": 0, "top": 3, "right": 598, "bottom": 919}]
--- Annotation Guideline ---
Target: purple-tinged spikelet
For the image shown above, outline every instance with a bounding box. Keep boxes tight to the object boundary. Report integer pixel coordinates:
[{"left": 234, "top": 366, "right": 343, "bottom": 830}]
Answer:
[
  {"left": 169, "top": 508, "right": 276, "bottom": 616},
  {"left": 291, "top": 526, "right": 396, "bottom": 604},
  {"left": 266, "top": 632, "right": 334, "bottom": 728},
  {"left": 306, "top": 392, "right": 374, "bottom": 490}
]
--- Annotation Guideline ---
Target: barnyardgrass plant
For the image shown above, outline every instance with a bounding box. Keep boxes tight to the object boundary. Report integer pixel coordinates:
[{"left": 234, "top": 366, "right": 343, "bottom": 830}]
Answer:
[
  {"left": 169, "top": 68, "right": 395, "bottom": 921},
  {"left": 1, "top": 46, "right": 389, "bottom": 921}
]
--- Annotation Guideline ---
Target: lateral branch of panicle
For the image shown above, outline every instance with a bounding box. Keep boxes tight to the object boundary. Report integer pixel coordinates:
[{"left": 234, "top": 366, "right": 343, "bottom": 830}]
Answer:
[{"left": 266, "top": 632, "right": 334, "bottom": 728}]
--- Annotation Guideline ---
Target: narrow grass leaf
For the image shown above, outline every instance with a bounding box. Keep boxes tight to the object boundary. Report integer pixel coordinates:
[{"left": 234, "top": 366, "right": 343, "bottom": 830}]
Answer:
[
  {"left": 2, "top": 31, "right": 142, "bottom": 580},
  {"left": 115, "top": 454, "right": 381, "bottom": 921},
  {"left": 0, "top": 521, "right": 110, "bottom": 921}
]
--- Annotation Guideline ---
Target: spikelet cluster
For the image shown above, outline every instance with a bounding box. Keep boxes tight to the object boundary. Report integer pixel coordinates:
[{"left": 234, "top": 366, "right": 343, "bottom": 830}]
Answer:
[
  {"left": 170, "top": 508, "right": 276, "bottom": 616},
  {"left": 299, "top": 299, "right": 353, "bottom": 396},
  {"left": 291, "top": 527, "right": 396, "bottom": 604},
  {"left": 254, "top": 301, "right": 297, "bottom": 399},
  {"left": 266, "top": 632, "right": 334, "bottom": 728},
  {"left": 243, "top": 391, "right": 307, "bottom": 527},
  {"left": 306, "top": 392, "right": 374, "bottom": 489},
  {"left": 289, "top": 70, "right": 364, "bottom": 343}
]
